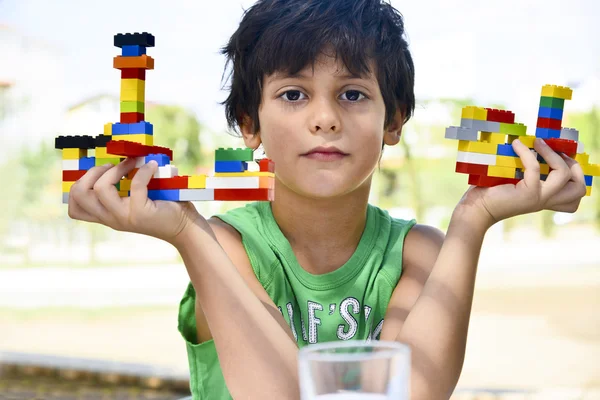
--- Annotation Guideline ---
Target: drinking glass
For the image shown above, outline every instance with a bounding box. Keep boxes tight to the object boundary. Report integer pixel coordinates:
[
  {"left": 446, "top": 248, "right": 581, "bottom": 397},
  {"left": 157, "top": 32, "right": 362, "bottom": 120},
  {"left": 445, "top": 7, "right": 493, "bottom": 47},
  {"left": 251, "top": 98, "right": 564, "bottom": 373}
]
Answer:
[{"left": 298, "top": 340, "right": 411, "bottom": 400}]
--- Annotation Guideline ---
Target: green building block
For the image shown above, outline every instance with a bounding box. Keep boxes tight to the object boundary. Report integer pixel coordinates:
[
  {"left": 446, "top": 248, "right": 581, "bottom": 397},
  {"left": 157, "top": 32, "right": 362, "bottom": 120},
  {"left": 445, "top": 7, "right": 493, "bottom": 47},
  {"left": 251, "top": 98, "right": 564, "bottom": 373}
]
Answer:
[
  {"left": 539, "top": 97, "right": 565, "bottom": 109},
  {"left": 120, "top": 101, "right": 145, "bottom": 113},
  {"left": 95, "top": 157, "right": 123, "bottom": 166},
  {"left": 215, "top": 147, "right": 254, "bottom": 162},
  {"left": 498, "top": 122, "right": 527, "bottom": 136}
]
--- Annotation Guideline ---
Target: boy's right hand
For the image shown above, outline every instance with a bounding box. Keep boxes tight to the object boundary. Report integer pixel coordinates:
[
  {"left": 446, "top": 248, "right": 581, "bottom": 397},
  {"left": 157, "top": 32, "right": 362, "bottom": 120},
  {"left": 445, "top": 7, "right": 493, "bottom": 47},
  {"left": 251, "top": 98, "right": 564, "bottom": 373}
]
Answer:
[{"left": 67, "top": 158, "right": 204, "bottom": 246}]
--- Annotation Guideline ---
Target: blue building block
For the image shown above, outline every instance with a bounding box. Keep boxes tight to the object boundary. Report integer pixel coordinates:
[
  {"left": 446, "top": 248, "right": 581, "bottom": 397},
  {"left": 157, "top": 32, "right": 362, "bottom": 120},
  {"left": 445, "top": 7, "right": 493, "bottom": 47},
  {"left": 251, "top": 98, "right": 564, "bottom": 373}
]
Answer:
[
  {"left": 538, "top": 107, "right": 563, "bottom": 120},
  {"left": 122, "top": 45, "right": 146, "bottom": 57},
  {"left": 585, "top": 175, "right": 593, "bottom": 186},
  {"left": 536, "top": 127, "right": 561, "bottom": 139},
  {"left": 148, "top": 189, "right": 180, "bottom": 201},
  {"left": 497, "top": 144, "right": 518, "bottom": 157},
  {"left": 79, "top": 157, "right": 95, "bottom": 170},
  {"left": 145, "top": 154, "right": 170, "bottom": 167},
  {"left": 129, "top": 121, "right": 153, "bottom": 135},
  {"left": 214, "top": 160, "right": 247, "bottom": 173},
  {"left": 112, "top": 123, "right": 129, "bottom": 135}
]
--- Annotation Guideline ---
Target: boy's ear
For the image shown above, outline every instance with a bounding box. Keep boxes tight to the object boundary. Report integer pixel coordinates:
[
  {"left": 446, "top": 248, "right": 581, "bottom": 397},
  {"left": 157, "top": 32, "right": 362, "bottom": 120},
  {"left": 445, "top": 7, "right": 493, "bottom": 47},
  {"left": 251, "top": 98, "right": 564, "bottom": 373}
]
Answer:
[
  {"left": 240, "top": 114, "right": 262, "bottom": 149},
  {"left": 383, "top": 108, "right": 405, "bottom": 146}
]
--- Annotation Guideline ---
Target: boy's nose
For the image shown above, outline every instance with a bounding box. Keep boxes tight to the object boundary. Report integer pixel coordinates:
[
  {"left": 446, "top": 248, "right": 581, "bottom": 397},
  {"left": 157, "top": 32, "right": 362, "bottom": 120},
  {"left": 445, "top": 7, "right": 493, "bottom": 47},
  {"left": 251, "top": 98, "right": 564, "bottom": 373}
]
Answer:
[{"left": 309, "top": 100, "right": 341, "bottom": 134}]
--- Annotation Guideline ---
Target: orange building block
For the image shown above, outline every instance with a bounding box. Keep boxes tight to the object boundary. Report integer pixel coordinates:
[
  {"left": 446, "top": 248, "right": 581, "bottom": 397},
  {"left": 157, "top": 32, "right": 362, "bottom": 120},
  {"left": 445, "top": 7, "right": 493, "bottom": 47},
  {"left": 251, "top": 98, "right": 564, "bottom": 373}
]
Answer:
[{"left": 113, "top": 55, "right": 154, "bottom": 70}]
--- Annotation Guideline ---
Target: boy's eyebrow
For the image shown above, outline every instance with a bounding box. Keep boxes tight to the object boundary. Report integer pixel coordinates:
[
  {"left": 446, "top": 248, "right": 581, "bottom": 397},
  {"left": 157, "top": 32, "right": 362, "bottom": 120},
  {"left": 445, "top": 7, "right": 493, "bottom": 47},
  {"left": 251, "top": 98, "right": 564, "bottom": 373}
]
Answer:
[{"left": 266, "top": 71, "right": 373, "bottom": 85}]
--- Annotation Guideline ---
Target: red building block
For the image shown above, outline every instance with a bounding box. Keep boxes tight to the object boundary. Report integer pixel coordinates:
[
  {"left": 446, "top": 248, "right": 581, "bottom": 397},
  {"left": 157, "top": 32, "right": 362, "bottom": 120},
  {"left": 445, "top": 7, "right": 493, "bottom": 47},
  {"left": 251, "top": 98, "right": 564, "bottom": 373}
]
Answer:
[
  {"left": 62, "top": 170, "right": 87, "bottom": 181},
  {"left": 544, "top": 138, "right": 577, "bottom": 156},
  {"left": 485, "top": 108, "right": 515, "bottom": 124},
  {"left": 537, "top": 117, "right": 562, "bottom": 130},
  {"left": 214, "top": 188, "right": 274, "bottom": 201},
  {"left": 107, "top": 140, "right": 173, "bottom": 160},
  {"left": 120, "top": 112, "right": 145, "bottom": 123},
  {"left": 121, "top": 68, "right": 146, "bottom": 80},
  {"left": 455, "top": 162, "right": 488, "bottom": 175},
  {"left": 259, "top": 158, "right": 275, "bottom": 173},
  {"left": 468, "top": 174, "right": 520, "bottom": 187},
  {"left": 147, "top": 176, "right": 189, "bottom": 190}
]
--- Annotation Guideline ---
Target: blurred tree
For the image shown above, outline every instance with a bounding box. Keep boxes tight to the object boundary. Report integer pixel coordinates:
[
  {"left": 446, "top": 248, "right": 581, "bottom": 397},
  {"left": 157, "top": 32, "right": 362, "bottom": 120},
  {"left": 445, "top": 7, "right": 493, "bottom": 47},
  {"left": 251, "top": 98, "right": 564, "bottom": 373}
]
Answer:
[{"left": 146, "top": 105, "right": 206, "bottom": 174}]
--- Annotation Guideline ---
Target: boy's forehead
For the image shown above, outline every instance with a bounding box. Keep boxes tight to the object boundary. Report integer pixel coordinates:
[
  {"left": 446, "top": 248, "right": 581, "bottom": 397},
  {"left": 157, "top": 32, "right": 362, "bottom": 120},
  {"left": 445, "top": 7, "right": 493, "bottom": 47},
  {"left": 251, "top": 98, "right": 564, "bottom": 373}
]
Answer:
[{"left": 265, "top": 58, "right": 377, "bottom": 84}]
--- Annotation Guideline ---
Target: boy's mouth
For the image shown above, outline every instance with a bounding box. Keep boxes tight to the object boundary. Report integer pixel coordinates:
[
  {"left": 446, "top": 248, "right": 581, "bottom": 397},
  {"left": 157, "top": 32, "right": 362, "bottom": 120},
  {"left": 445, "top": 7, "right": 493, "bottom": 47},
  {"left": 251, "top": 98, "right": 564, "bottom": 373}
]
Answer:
[{"left": 302, "top": 146, "right": 349, "bottom": 161}]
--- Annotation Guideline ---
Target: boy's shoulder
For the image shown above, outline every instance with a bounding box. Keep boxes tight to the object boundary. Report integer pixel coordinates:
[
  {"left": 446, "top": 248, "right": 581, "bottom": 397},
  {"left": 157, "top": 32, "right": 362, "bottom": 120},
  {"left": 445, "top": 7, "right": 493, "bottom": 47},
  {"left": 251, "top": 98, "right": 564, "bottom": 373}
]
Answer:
[{"left": 401, "top": 223, "right": 445, "bottom": 275}]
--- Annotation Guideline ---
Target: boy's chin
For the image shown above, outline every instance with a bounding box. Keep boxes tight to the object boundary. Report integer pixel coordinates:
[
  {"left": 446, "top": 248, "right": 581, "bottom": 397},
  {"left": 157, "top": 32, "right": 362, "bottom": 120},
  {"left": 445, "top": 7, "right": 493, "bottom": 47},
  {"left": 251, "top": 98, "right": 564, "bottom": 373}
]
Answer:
[{"left": 295, "top": 177, "right": 367, "bottom": 200}]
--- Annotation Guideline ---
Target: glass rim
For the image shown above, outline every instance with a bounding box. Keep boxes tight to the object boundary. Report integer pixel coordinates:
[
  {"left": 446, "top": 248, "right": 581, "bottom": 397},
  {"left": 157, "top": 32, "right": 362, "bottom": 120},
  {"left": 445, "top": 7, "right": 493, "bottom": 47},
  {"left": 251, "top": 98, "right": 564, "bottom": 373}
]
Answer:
[{"left": 298, "top": 340, "right": 410, "bottom": 362}]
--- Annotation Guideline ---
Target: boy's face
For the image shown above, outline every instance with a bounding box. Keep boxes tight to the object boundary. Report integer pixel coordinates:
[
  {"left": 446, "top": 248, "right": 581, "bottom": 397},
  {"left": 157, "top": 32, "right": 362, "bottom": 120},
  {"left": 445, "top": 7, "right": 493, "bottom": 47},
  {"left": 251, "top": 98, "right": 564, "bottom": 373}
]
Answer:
[{"left": 242, "top": 53, "right": 403, "bottom": 199}]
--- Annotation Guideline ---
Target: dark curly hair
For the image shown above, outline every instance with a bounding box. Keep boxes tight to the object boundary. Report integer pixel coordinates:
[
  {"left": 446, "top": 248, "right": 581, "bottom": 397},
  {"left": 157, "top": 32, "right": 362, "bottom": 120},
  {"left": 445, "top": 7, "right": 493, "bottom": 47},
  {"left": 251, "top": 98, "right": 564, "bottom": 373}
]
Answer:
[{"left": 220, "top": 0, "right": 415, "bottom": 136}]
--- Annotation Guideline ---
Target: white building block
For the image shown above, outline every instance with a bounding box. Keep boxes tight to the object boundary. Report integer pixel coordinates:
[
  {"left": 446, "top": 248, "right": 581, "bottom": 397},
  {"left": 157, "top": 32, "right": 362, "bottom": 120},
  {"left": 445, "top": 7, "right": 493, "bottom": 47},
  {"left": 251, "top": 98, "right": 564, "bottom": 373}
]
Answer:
[
  {"left": 134, "top": 156, "right": 147, "bottom": 168},
  {"left": 206, "top": 176, "right": 262, "bottom": 189},
  {"left": 456, "top": 151, "right": 497, "bottom": 166},
  {"left": 179, "top": 189, "right": 215, "bottom": 201},
  {"left": 560, "top": 127, "right": 579, "bottom": 141},
  {"left": 62, "top": 159, "right": 80, "bottom": 171},
  {"left": 577, "top": 141, "right": 584, "bottom": 153},
  {"left": 153, "top": 165, "right": 178, "bottom": 179}
]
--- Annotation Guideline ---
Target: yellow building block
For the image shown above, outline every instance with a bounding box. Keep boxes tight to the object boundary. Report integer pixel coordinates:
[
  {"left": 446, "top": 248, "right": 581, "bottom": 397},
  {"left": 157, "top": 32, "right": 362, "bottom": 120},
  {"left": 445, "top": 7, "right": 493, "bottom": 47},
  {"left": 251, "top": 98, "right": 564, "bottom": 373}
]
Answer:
[
  {"left": 586, "top": 186, "right": 592, "bottom": 196},
  {"left": 582, "top": 164, "right": 600, "bottom": 176},
  {"left": 458, "top": 140, "right": 497, "bottom": 155},
  {"left": 94, "top": 147, "right": 119, "bottom": 158},
  {"left": 120, "top": 79, "right": 145, "bottom": 102},
  {"left": 461, "top": 106, "right": 488, "bottom": 121},
  {"left": 188, "top": 175, "right": 207, "bottom": 189},
  {"left": 496, "top": 155, "right": 523, "bottom": 168},
  {"left": 523, "top": 163, "right": 550, "bottom": 175},
  {"left": 488, "top": 165, "right": 516, "bottom": 179},
  {"left": 213, "top": 172, "right": 275, "bottom": 177},
  {"left": 62, "top": 181, "right": 75, "bottom": 192},
  {"left": 104, "top": 123, "right": 112, "bottom": 136},
  {"left": 111, "top": 134, "right": 153, "bottom": 146},
  {"left": 118, "top": 190, "right": 129, "bottom": 197},
  {"left": 62, "top": 148, "right": 87, "bottom": 159},
  {"left": 480, "top": 132, "right": 506, "bottom": 145},
  {"left": 120, "top": 179, "right": 132, "bottom": 192},
  {"left": 541, "top": 84, "right": 572, "bottom": 100},
  {"left": 509, "top": 135, "right": 536, "bottom": 148},
  {"left": 575, "top": 153, "right": 589, "bottom": 164}
]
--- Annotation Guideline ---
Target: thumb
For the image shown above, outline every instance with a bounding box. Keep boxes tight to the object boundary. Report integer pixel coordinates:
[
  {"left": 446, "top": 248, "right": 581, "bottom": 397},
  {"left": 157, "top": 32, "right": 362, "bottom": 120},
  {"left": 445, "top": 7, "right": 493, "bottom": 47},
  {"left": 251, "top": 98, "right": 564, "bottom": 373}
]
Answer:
[{"left": 130, "top": 160, "right": 158, "bottom": 208}]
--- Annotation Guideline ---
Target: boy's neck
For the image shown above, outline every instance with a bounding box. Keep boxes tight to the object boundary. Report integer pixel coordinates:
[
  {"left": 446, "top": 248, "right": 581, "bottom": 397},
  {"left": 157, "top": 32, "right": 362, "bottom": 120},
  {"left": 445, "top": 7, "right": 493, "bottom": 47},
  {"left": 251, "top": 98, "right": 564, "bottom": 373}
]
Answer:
[{"left": 270, "top": 178, "right": 371, "bottom": 275}]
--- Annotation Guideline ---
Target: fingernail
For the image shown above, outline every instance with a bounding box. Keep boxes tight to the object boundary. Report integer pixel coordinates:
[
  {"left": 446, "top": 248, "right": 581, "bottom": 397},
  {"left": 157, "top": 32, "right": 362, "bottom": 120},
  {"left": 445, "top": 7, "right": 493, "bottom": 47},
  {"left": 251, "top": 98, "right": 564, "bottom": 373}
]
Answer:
[{"left": 103, "top": 163, "right": 113, "bottom": 167}]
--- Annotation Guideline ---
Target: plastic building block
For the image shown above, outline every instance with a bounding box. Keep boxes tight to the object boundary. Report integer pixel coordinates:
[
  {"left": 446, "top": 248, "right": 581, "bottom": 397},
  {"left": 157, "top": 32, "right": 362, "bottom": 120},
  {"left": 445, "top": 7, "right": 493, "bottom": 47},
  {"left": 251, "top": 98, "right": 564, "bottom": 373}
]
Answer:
[
  {"left": 458, "top": 140, "right": 498, "bottom": 155},
  {"left": 215, "top": 148, "right": 254, "bottom": 162},
  {"left": 535, "top": 127, "right": 561, "bottom": 139},
  {"left": 56, "top": 32, "right": 275, "bottom": 204},
  {"left": 544, "top": 138, "right": 577, "bottom": 156},
  {"left": 541, "top": 84, "right": 572, "bottom": 100},
  {"left": 538, "top": 107, "right": 563, "bottom": 120},
  {"left": 114, "top": 32, "right": 155, "bottom": 48},
  {"left": 121, "top": 69, "right": 146, "bottom": 80},
  {"left": 215, "top": 160, "right": 248, "bottom": 173},
  {"left": 445, "top": 126, "right": 478, "bottom": 141},
  {"left": 446, "top": 84, "right": 599, "bottom": 196},
  {"left": 214, "top": 188, "right": 274, "bottom": 201},
  {"left": 113, "top": 55, "right": 154, "bottom": 70},
  {"left": 539, "top": 96, "right": 564, "bottom": 109},
  {"left": 122, "top": 45, "right": 146, "bottom": 56}
]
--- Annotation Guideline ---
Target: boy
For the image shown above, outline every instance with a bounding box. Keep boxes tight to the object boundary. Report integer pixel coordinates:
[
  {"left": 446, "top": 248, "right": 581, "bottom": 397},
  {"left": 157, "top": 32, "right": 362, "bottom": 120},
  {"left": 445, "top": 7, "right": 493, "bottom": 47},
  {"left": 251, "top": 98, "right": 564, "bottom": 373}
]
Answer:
[{"left": 67, "top": 0, "right": 588, "bottom": 399}]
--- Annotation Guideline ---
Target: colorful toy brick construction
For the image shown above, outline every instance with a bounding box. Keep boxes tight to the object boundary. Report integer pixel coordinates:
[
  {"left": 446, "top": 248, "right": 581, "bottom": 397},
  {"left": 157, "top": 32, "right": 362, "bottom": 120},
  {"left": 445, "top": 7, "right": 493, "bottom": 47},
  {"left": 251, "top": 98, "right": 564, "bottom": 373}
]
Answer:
[
  {"left": 55, "top": 32, "right": 274, "bottom": 204},
  {"left": 445, "top": 85, "right": 600, "bottom": 196}
]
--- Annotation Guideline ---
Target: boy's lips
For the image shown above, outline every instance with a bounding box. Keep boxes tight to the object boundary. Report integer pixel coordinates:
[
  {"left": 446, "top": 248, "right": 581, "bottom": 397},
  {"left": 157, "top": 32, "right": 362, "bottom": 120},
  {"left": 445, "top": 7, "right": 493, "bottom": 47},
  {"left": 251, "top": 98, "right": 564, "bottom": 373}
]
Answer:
[{"left": 302, "top": 146, "right": 349, "bottom": 161}]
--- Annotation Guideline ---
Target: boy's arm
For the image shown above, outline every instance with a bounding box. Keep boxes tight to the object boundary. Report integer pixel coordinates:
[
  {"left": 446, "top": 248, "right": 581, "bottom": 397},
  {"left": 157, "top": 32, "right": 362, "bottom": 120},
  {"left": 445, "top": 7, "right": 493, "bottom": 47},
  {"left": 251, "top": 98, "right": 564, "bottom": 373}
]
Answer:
[
  {"left": 381, "top": 213, "right": 488, "bottom": 400},
  {"left": 175, "top": 217, "right": 299, "bottom": 400}
]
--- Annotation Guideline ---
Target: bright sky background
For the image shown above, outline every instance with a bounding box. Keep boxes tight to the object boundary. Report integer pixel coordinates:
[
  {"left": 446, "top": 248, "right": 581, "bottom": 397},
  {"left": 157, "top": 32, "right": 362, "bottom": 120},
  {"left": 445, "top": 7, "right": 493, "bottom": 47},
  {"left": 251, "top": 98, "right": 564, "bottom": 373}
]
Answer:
[{"left": 1, "top": 0, "right": 599, "bottom": 131}]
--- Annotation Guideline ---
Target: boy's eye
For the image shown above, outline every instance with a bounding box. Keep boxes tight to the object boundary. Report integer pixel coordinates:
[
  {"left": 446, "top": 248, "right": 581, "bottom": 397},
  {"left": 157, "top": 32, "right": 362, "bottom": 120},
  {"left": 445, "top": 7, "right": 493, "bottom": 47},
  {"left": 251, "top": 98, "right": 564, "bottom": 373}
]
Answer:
[
  {"left": 340, "top": 90, "right": 365, "bottom": 101},
  {"left": 281, "top": 90, "right": 305, "bottom": 102}
]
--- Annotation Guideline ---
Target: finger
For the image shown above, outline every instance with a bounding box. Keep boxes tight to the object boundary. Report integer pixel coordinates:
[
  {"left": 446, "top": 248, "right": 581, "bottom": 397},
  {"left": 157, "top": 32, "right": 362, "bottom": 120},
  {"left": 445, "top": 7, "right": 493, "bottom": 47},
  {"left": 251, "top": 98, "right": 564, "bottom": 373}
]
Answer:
[
  {"left": 512, "top": 139, "right": 541, "bottom": 192},
  {"left": 547, "top": 198, "right": 582, "bottom": 213},
  {"left": 545, "top": 155, "right": 587, "bottom": 207},
  {"left": 130, "top": 160, "right": 159, "bottom": 211},
  {"left": 534, "top": 139, "right": 571, "bottom": 200},
  {"left": 67, "top": 190, "right": 102, "bottom": 223},
  {"left": 94, "top": 158, "right": 137, "bottom": 218},
  {"left": 75, "top": 163, "right": 115, "bottom": 189}
]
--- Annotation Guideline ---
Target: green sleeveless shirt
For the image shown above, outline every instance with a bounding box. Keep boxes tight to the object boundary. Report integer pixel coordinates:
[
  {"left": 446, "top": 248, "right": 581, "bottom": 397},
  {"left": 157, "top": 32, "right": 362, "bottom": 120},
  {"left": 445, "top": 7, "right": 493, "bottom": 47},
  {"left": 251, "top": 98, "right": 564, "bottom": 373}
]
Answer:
[{"left": 177, "top": 201, "right": 415, "bottom": 399}]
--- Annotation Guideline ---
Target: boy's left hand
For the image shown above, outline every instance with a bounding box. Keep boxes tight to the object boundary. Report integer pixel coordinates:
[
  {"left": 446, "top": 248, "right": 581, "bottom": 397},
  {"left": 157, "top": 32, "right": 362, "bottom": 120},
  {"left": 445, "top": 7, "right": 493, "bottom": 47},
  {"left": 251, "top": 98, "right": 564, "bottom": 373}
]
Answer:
[{"left": 456, "top": 138, "right": 588, "bottom": 229}]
